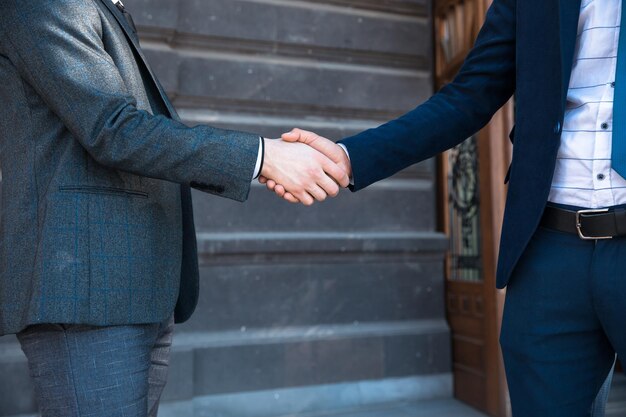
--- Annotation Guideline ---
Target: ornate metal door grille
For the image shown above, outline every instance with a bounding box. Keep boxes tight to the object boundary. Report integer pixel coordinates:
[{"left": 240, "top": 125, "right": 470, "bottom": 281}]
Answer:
[{"left": 447, "top": 136, "right": 482, "bottom": 281}]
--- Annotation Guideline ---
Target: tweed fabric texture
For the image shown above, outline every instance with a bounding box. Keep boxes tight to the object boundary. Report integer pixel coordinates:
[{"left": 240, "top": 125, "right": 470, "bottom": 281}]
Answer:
[
  {"left": 17, "top": 315, "right": 174, "bottom": 417},
  {"left": 0, "top": 0, "right": 260, "bottom": 335}
]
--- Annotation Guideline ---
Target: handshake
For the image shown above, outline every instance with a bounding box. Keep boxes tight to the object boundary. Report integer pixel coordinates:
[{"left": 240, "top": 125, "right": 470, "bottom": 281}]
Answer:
[{"left": 259, "top": 128, "right": 352, "bottom": 206}]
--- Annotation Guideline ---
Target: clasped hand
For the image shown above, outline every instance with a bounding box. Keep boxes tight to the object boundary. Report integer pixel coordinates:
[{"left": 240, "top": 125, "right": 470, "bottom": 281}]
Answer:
[{"left": 260, "top": 129, "right": 352, "bottom": 206}]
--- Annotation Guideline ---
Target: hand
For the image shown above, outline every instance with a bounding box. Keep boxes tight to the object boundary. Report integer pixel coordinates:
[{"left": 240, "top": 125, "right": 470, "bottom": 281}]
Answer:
[
  {"left": 261, "top": 138, "right": 350, "bottom": 206},
  {"left": 260, "top": 129, "right": 352, "bottom": 203}
]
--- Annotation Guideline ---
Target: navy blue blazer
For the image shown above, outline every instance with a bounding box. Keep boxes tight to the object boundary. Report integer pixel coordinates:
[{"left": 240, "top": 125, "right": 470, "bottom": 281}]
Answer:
[{"left": 340, "top": 0, "right": 583, "bottom": 288}]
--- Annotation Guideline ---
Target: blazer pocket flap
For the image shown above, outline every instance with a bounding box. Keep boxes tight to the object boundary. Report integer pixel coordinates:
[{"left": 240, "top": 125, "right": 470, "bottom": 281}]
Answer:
[{"left": 59, "top": 185, "right": 148, "bottom": 198}]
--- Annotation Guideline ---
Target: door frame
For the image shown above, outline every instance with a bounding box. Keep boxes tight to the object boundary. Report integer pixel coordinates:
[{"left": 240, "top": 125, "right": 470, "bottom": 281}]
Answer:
[{"left": 433, "top": 0, "right": 513, "bottom": 415}]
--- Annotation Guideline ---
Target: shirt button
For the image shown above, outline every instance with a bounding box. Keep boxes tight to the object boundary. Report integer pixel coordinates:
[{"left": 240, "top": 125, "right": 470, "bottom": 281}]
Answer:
[
  {"left": 601, "top": 122, "right": 609, "bottom": 130},
  {"left": 554, "top": 122, "right": 561, "bottom": 134},
  {"left": 597, "top": 173, "right": 606, "bottom": 180}
]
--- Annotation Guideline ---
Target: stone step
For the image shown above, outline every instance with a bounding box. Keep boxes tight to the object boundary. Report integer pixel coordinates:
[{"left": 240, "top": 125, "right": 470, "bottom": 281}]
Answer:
[
  {"left": 156, "top": 398, "right": 487, "bottom": 417},
  {"left": 191, "top": 179, "right": 438, "bottom": 235},
  {"left": 183, "top": 248, "right": 448, "bottom": 333},
  {"left": 608, "top": 374, "right": 626, "bottom": 417},
  {"left": 153, "top": 376, "right": 460, "bottom": 417},
  {"left": 0, "top": 342, "right": 36, "bottom": 416},
  {"left": 286, "top": 399, "right": 488, "bottom": 417},
  {"left": 3, "top": 398, "right": 487, "bottom": 417},
  {"left": 162, "top": 321, "right": 450, "bottom": 401}
]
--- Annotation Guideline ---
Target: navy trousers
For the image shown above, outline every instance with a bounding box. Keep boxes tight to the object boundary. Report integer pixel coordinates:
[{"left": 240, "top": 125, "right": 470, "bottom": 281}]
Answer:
[{"left": 500, "top": 216, "right": 626, "bottom": 416}]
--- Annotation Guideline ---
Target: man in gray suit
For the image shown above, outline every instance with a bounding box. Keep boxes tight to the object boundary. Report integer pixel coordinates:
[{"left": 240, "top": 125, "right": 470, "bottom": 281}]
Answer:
[{"left": 0, "top": 0, "right": 349, "bottom": 416}]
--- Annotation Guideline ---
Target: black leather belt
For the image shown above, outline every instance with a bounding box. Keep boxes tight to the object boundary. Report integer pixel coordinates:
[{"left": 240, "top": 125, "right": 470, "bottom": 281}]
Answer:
[{"left": 540, "top": 205, "right": 626, "bottom": 240}]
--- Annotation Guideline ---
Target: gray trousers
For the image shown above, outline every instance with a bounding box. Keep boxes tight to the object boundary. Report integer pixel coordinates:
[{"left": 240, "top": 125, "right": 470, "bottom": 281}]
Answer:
[{"left": 17, "top": 316, "right": 174, "bottom": 417}]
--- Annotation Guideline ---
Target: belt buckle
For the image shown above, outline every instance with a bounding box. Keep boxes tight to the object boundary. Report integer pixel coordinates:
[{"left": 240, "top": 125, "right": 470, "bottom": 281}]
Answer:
[{"left": 576, "top": 208, "right": 612, "bottom": 240}]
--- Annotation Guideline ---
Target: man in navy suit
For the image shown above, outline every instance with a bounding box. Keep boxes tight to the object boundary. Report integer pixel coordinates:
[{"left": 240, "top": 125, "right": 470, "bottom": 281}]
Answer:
[{"left": 263, "top": 0, "right": 626, "bottom": 415}]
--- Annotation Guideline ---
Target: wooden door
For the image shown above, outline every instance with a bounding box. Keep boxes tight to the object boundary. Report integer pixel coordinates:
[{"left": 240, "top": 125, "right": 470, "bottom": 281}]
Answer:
[{"left": 434, "top": 0, "right": 513, "bottom": 415}]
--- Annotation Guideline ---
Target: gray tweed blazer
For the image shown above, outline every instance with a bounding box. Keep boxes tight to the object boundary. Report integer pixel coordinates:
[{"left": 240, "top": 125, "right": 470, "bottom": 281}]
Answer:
[{"left": 0, "top": 0, "right": 260, "bottom": 336}]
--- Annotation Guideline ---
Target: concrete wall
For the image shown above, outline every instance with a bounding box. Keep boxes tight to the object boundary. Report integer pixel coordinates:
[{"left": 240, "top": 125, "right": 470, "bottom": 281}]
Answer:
[{"left": 0, "top": 0, "right": 450, "bottom": 415}]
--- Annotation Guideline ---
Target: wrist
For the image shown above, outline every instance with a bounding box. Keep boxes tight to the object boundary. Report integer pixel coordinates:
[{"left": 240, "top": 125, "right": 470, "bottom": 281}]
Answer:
[
  {"left": 260, "top": 138, "right": 277, "bottom": 178},
  {"left": 254, "top": 137, "right": 266, "bottom": 179},
  {"left": 337, "top": 145, "right": 352, "bottom": 180},
  {"left": 342, "top": 154, "right": 352, "bottom": 179}
]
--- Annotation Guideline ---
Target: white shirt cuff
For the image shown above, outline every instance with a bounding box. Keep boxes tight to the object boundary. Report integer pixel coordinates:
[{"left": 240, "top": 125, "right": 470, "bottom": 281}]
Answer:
[
  {"left": 337, "top": 143, "right": 354, "bottom": 186},
  {"left": 252, "top": 137, "right": 263, "bottom": 180}
]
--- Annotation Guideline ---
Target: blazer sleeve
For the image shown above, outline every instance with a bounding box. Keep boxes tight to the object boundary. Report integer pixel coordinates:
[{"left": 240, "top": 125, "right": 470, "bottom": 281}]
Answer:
[
  {"left": 0, "top": 0, "right": 260, "bottom": 202},
  {"left": 339, "top": 0, "right": 516, "bottom": 191}
]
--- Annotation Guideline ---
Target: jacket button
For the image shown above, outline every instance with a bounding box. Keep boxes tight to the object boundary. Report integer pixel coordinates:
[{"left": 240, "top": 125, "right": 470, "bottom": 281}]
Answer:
[{"left": 554, "top": 122, "right": 562, "bottom": 134}]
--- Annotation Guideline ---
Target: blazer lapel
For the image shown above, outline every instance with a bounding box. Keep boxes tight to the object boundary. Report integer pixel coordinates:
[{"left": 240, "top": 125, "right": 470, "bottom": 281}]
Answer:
[
  {"left": 99, "top": 0, "right": 179, "bottom": 120},
  {"left": 558, "top": 0, "right": 582, "bottom": 109}
]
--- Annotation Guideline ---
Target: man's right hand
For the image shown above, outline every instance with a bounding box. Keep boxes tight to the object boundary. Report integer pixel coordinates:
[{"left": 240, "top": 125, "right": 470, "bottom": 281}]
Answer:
[
  {"left": 260, "top": 129, "right": 352, "bottom": 204},
  {"left": 261, "top": 138, "right": 350, "bottom": 206}
]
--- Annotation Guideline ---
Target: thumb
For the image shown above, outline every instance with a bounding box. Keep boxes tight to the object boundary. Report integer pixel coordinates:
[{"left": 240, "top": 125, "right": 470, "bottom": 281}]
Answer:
[
  {"left": 281, "top": 129, "right": 303, "bottom": 142},
  {"left": 281, "top": 128, "right": 320, "bottom": 144},
  {"left": 282, "top": 129, "right": 331, "bottom": 152}
]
